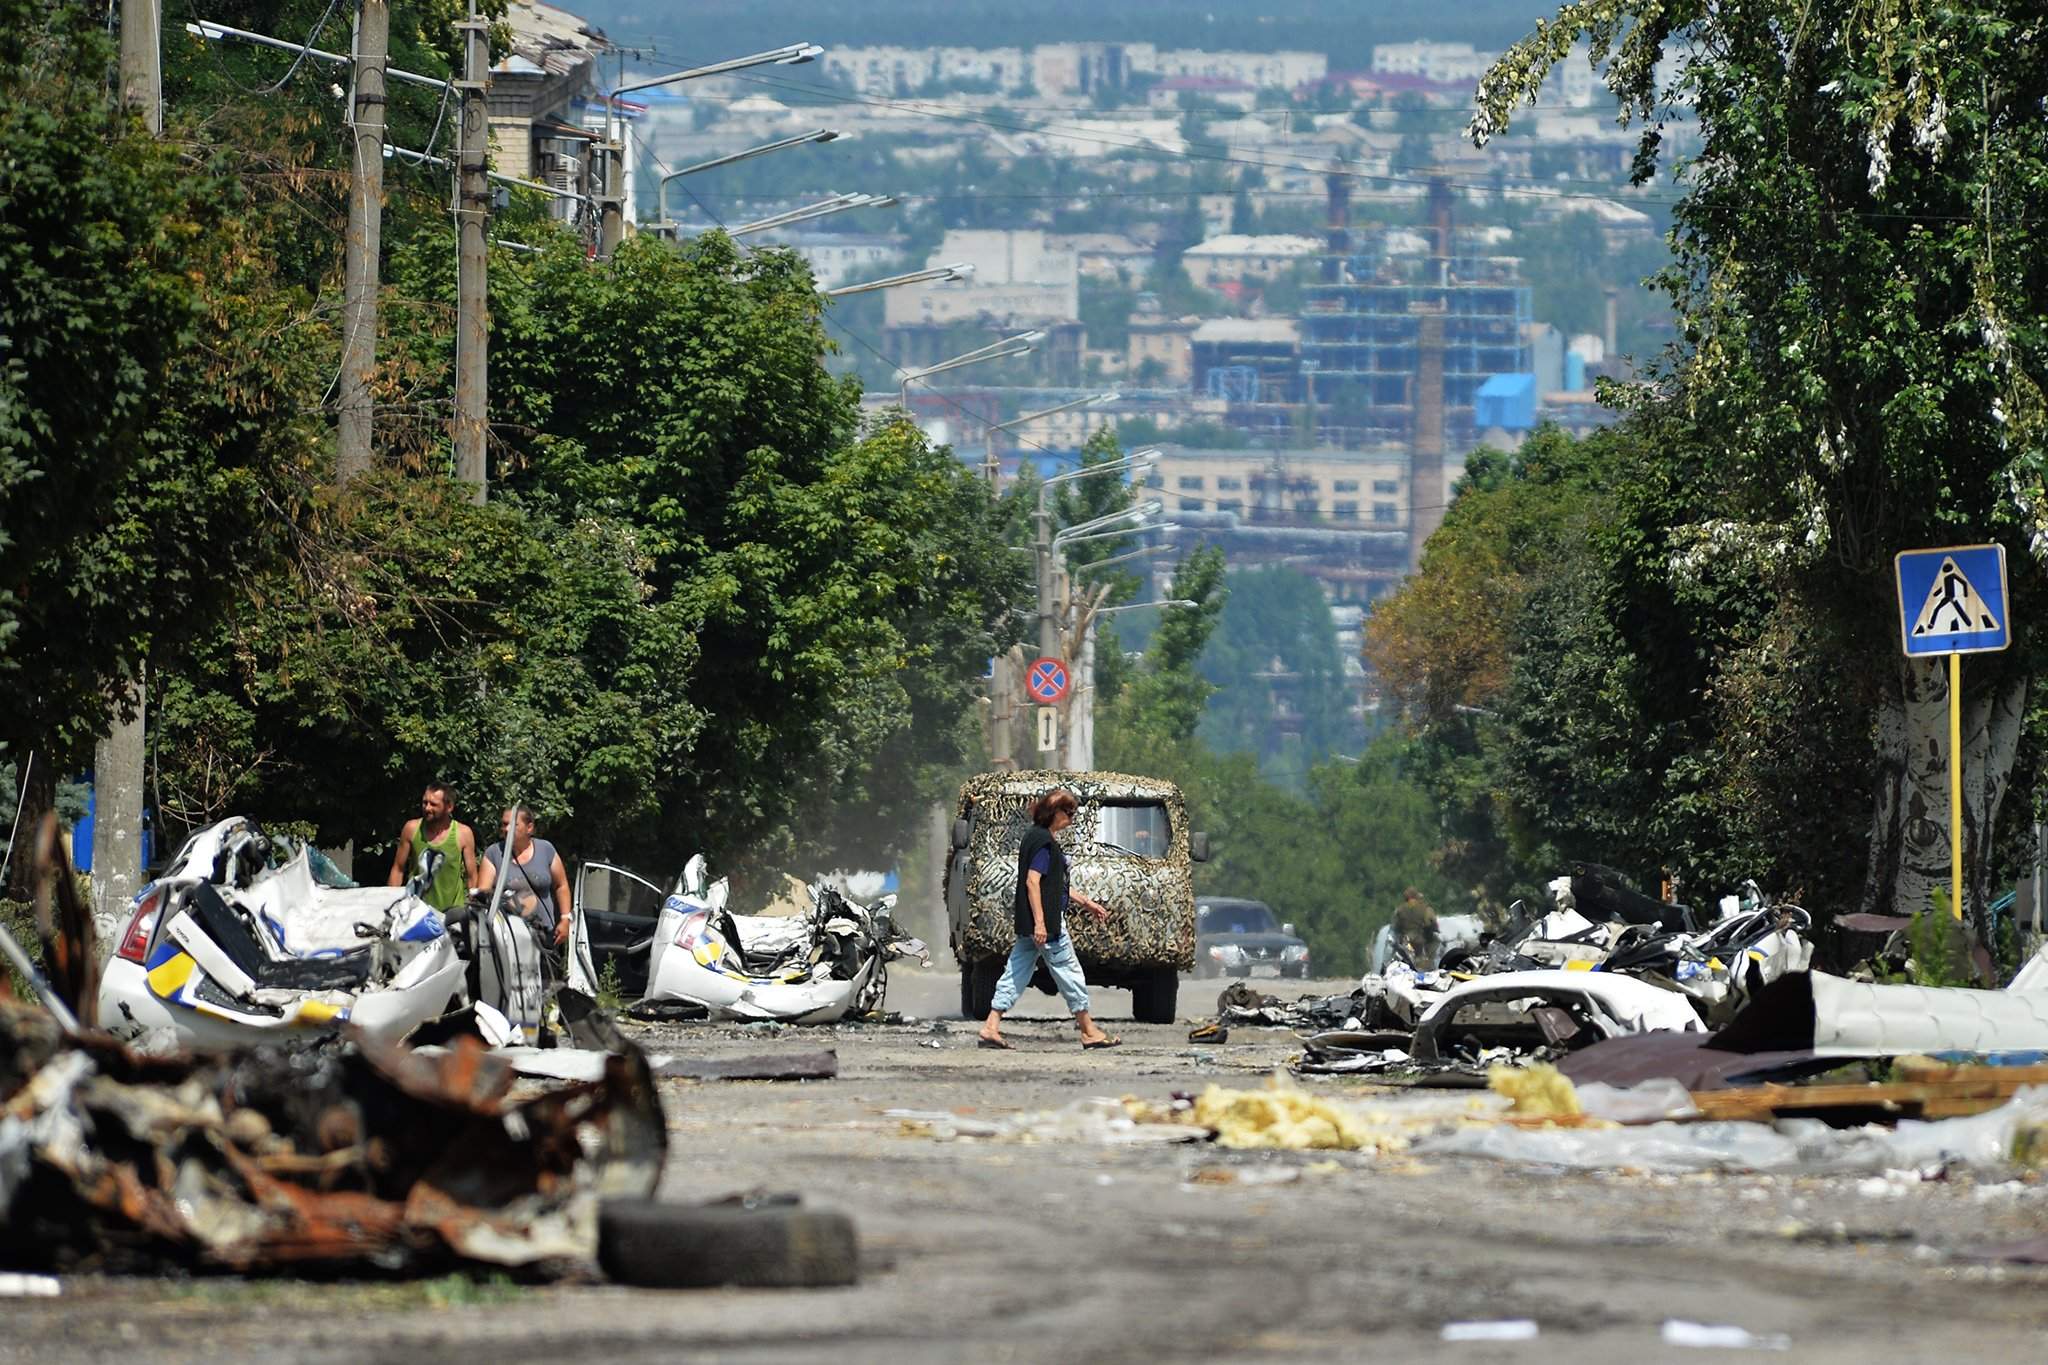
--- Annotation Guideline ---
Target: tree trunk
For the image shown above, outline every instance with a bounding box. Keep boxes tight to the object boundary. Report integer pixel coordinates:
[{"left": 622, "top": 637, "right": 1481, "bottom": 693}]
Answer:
[
  {"left": 5, "top": 760, "right": 56, "bottom": 903},
  {"left": 1861, "top": 655, "right": 2027, "bottom": 940}
]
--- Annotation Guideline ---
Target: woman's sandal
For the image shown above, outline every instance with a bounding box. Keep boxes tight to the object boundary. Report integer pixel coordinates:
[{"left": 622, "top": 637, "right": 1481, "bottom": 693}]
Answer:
[
  {"left": 1081, "top": 1035, "right": 1123, "bottom": 1050},
  {"left": 977, "top": 1035, "right": 1015, "bottom": 1050}
]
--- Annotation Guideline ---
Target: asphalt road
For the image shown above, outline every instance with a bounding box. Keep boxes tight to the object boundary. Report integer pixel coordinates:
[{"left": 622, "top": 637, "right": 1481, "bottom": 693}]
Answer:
[{"left": 9, "top": 969, "right": 2048, "bottom": 1363}]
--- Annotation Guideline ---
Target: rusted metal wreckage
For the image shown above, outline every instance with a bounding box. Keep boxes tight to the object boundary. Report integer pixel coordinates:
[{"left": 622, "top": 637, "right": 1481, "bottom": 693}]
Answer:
[{"left": 0, "top": 1003, "right": 664, "bottom": 1273}]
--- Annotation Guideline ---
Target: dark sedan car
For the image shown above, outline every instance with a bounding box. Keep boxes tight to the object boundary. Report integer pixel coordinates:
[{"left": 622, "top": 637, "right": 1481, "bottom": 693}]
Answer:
[{"left": 1194, "top": 897, "right": 1310, "bottom": 979}]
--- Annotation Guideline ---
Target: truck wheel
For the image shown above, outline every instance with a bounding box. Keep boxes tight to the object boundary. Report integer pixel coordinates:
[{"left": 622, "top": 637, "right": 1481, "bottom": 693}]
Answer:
[
  {"left": 961, "top": 956, "right": 1002, "bottom": 1018},
  {"left": 598, "top": 1201, "right": 858, "bottom": 1288},
  {"left": 1131, "top": 968, "right": 1178, "bottom": 1024}
]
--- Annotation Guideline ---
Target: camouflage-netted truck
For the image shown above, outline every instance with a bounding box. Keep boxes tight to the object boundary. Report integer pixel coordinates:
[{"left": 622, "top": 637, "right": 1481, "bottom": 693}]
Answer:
[{"left": 945, "top": 770, "right": 1208, "bottom": 1024}]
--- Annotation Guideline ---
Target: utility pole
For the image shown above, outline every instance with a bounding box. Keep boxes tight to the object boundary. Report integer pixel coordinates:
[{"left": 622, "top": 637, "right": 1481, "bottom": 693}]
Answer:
[
  {"left": 336, "top": 0, "right": 389, "bottom": 480},
  {"left": 96, "top": 0, "right": 163, "bottom": 930},
  {"left": 451, "top": 0, "right": 489, "bottom": 500},
  {"left": 118, "top": 0, "right": 161, "bottom": 131},
  {"left": 1034, "top": 508, "right": 1059, "bottom": 660},
  {"left": 598, "top": 136, "right": 625, "bottom": 257},
  {"left": 1032, "top": 509, "right": 1062, "bottom": 767}
]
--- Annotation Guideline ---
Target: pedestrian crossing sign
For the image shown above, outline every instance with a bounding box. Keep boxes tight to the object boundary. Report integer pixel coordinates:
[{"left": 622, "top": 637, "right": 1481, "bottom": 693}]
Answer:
[{"left": 1895, "top": 544, "right": 2010, "bottom": 656}]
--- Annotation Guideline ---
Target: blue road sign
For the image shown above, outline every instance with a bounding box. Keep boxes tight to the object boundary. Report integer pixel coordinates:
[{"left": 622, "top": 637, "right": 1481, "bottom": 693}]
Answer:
[{"left": 1895, "top": 544, "right": 2010, "bottom": 656}]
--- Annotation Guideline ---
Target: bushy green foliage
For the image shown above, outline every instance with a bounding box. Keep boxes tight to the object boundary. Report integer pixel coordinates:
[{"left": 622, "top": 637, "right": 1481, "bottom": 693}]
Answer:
[
  {"left": 1197, "top": 566, "right": 1357, "bottom": 787},
  {"left": 1357, "top": 3, "right": 2048, "bottom": 921},
  {"left": 6, "top": 2, "right": 1025, "bottom": 890}
]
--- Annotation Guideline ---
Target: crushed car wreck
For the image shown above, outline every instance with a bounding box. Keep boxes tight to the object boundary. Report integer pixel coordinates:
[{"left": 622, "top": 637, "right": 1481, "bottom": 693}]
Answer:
[
  {"left": 567, "top": 855, "right": 927, "bottom": 1024},
  {"left": 96, "top": 818, "right": 468, "bottom": 1049}
]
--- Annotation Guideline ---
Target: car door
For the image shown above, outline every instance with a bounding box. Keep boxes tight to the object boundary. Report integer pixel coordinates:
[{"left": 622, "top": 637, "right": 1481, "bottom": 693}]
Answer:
[{"left": 571, "top": 862, "right": 669, "bottom": 999}]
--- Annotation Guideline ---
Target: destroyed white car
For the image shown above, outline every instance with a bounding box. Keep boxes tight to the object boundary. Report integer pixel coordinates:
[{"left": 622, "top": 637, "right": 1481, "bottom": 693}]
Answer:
[
  {"left": 568, "top": 855, "right": 926, "bottom": 1023},
  {"left": 98, "top": 817, "right": 466, "bottom": 1048}
]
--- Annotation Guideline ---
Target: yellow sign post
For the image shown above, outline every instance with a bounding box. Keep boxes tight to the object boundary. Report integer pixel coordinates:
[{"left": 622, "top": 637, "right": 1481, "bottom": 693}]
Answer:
[
  {"left": 1949, "top": 652, "right": 1963, "bottom": 922},
  {"left": 1895, "top": 545, "right": 2011, "bottom": 923}
]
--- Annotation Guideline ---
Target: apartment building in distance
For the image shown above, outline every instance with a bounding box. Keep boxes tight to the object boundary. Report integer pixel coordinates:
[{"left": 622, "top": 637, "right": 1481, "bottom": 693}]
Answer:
[
  {"left": 884, "top": 229, "right": 1080, "bottom": 328},
  {"left": 820, "top": 43, "right": 1326, "bottom": 97},
  {"left": 1142, "top": 446, "right": 1416, "bottom": 598},
  {"left": 1181, "top": 234, "right": 1322, "bottom": 289}
]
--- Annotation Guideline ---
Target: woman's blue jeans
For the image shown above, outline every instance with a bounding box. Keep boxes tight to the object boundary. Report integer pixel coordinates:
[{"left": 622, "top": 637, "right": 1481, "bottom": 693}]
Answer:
[{"left": 990, "top": 931, "right": 1091, "bottom": 1014}]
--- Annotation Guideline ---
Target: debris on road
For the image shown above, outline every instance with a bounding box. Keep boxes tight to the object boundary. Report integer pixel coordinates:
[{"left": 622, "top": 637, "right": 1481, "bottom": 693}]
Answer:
[
  {"left": 1661, "top": 1320, "right": 1790, "bottom": 1351},
  {"left": 1442, "top": 1320, "right": 1540, "bottom": 1343},
  {"left": 886, "top": 1096, "right": 1209, "bottom": 1145},
  {"left": 0, "top": 1001, "right": 663, "bottom": 1275},
  {"left": 597, "top": 1197, "right": 859, "bottom": 1289},
  {"left": 1712, "top": 970, "right": 2048, "bottom": 1058}
]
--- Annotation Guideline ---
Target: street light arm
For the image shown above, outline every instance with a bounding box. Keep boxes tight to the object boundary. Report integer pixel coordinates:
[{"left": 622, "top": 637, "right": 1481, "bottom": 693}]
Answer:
[
  {"left": 824, "top": 262, "right": 973, "bottom": 297},
  {"left": 186, "top": 21, "right": 452, "bottom": 92},
  {"left": 1075, "top": 544, "right": 1174, "bottom": 573},
  {"left": 1053, "top": 499, "right": 1163, "bottom": 545},
  {"left": 990, "top": 392, "right": 1120, "bottom": 437},
  {"left": 1056, "top": 523, "right": 1176, "bottom": 549},
  {"left": 1095, "top": 599, "right": 1200, "bottom": 617},
  {"left": 730, "top": 193, "right": 896, "bottom": 237},
  {"left": 662, "top": 129, "right": 841, "bottom": 184},
  {"left": 612, "top": 44, "right": 824, "bottom": 96},
  {"left": 1037, "top": 447, "right": 1159, "bottom": 514}
]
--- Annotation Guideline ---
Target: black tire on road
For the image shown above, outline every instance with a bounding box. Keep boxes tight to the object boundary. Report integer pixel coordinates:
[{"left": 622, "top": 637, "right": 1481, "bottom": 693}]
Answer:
[
  {"left": 597, "top": 1201, "right": 859, "bottom": 1288},
  {"left": 1131, "top": 967, "right": 1178, "bottom": 1024},
  {"left": 961, "top": 956, "right": 1002, "bottom": 1018}
]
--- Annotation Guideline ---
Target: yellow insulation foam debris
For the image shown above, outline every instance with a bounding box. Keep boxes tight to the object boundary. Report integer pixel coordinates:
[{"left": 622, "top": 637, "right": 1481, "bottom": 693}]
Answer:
[
  {"left": 1487, "top": 1062, "right": 1581, "bottom": 1119},
  {"left": 1187, "top": 1080, "right": 1507, "bottom": 1154}
]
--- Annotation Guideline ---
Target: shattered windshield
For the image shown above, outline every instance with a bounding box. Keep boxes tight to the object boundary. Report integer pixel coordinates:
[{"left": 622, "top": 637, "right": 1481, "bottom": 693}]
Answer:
[
  {"left": 1200, "top": 902, "right": 1277, "bottom": 935},
  {"left": 1092, "top": 801, "right": 1171, "bottom": 857}
]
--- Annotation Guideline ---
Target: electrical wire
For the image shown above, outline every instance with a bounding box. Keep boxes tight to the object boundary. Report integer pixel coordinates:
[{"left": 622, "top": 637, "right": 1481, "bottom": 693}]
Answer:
[{"left": 188, "top": 0, "right": 350, "bottom": 97}]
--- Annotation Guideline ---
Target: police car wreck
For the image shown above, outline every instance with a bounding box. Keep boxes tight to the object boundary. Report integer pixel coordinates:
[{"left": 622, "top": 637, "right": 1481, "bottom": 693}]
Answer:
[{"left": 567, "top": 855, "right": 928, "bottom": 1024}]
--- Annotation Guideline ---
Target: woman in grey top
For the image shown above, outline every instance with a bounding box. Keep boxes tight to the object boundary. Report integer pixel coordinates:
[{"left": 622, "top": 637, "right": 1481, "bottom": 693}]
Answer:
[{"left": 476, "top": 806, "right": 576, "bottom": 946}]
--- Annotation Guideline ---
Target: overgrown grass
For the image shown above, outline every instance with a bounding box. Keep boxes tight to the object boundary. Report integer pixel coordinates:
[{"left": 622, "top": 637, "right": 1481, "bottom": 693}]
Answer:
[
  {"left": 594, "top": 956, "right": 625, "bottom": 1012},
  {"left": 1, "top": 897, "right": 40, "bottom": 999},
  {"left": 1874, "top": 887, "right": 1974, "bottom": 988}
]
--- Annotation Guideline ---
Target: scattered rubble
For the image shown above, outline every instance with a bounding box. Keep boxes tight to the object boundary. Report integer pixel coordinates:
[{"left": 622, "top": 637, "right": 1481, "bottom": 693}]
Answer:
[{"left": 0, "top": 1001, "right": 663, "bottom": 1275}]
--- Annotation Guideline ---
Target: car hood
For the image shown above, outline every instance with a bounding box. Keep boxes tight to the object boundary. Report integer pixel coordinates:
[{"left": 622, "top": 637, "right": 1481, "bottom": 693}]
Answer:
[{"left": 1199, "top": 932, "right": 1305, "bottom": 952}]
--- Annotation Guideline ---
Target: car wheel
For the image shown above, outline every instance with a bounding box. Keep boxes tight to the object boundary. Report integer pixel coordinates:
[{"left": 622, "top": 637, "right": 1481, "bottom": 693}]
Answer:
[
  {"left": 961, "top": 956, "right": 1002, "bottom": 1018},
  {"left": 598, "top": 1201, "right": 858, "bottom": 1288},
  {"left": 1131, "top": 967, "right": 1178, "bottom": 1024}
]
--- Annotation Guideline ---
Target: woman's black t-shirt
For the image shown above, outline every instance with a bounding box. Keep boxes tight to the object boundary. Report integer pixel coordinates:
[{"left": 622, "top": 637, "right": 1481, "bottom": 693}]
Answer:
[{"left": 1013, "top": 823, "right": 1069, "bottom": 938}]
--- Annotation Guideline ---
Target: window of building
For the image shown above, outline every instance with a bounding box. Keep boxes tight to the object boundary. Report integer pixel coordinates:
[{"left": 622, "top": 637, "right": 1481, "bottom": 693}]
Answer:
[
  {"left": 1177, "top": 476, "right": 1205, "bottom": 490},
  {"left": 1216, "top": 476, "right": 1243, "bottom": 491},
  {"left": 1333, "top": 501, "right": 1359, "bottom": 519},
  {"left": 1333, "top": 479, "right": 1359, "bottom": 493},
  {"left": 1217, "top": 499, "right": 1243, "bottom": 515},
  {"left": 1372, "top": 479, "right": 1399, "bottom": 494},
  {"left": 1373, "top": 502, "right": 1398, "bottom": 523},
  {"left": 1144, "top": 473, "right": 1164, "bottom": 489},
  {"left": 1294, "top": 499, "right": 1319, "bottom": 517},
  {"left": 1179, "top": 498, "right": 1203, "bottom": 512}
]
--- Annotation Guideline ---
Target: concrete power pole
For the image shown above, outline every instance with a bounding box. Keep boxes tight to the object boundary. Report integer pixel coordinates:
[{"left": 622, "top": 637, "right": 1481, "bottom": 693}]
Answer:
[
  {"left": 1031, "top": 508, "right": 1062, "bottom": 768},
  {"left": 451, "top": 0, "right": 490, "bottom": 501},
  {"left": 117, "top": 0, "right": 160, "bottom": 131},
  {"left": 96, "top": 0, "right": 163, "bottom": 928},
  {"left": 336, "top": 0, "right": 390, "bottom": 480},
  {"left": 598, "top": 136, "right": 625, "bottom": 257}
]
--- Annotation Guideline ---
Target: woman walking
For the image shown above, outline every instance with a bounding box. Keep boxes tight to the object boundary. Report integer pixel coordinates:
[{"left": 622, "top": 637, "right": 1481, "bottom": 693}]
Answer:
[{"left": 979, "top": 788, "right": 1121, "bottom": 1050}]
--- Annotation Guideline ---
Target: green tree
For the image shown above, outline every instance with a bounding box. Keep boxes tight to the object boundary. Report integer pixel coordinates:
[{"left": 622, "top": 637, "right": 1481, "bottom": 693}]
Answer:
[
  {"left": 1197, "top": 567, "right": 1356, "bottom": 785},
  {"left": 1474, "top": 1, "right": 2048, "bottom": 929},
  {"left": 0, "top": 2, "right": 320, "bottom": 886}
]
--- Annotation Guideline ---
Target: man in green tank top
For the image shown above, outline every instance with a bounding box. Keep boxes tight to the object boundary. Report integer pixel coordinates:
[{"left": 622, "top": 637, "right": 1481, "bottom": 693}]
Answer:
[{"left": 386, "top": 780, "right": 478, "bottom": 912}]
